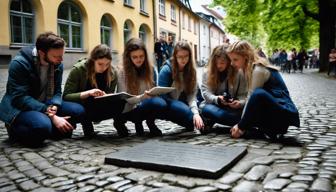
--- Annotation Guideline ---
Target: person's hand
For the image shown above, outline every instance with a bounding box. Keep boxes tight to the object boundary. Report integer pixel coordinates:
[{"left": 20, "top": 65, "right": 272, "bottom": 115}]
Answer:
[
  {"left": 230, "top": 124, "right": 244, "bottom": 138},
  {"left": 83, "top": 89, "right": 105, "bottom": 98},
  {"left": 227, "top": 100, "right": 241, "bottom": 109},
  {"left": 50, "top": 115, "right": 74, "bottom": 133},
  {"left": 143, "top": 90, "right": 153, "bottom": 99},
  {"left": 218, "top": 96, "right": 230, "bottom": 106},
  {"left": 193, "top": 114, "right": 204, "bottom": 130},
  {"left": 46, "top": 105, "right": 57, "bottom": 116}
]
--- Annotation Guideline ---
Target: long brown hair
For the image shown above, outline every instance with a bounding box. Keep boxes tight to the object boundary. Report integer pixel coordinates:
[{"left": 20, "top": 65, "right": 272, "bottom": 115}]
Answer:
[
  {"left": 171, "top": 41, "right": 196, "bottom": 95},
  {"left": 207, "top": 44, "right": 236, "bottom": 91},
  {"left": 86, "top": 44, "right": 113, "bottom": 88},
  {"left": 122, "top": 38, "right": 154, "bottom": 95},
  {"left": 227, "top": 40, "right": 277, "bottom": 89}
]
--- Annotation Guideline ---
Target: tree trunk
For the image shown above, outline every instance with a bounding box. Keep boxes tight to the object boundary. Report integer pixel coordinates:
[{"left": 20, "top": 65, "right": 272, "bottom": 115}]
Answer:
[{"left": 319, "top": 0, "right": 336, "bottom": 72}]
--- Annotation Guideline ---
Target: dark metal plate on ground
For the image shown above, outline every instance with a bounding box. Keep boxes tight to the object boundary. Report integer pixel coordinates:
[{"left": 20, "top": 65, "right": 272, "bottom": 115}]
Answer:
[{"left": 105, "top": 141, "right": 247, "bottom": 178}]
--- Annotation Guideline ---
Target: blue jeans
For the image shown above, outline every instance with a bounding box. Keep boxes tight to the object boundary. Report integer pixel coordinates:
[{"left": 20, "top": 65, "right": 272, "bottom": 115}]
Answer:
[
  {"left": 161, "top": 99, "right": 194, "bottom": 130},
  {"left": 8, "top": 101, "right": 86, "bottom": 145},
  {"left": 201, "top": 104, "right": 241, "bottom": 126},
  {"left": 122, "top": 97, "right": 167, "bottom": 123},
  {"left": 238, "top": 88, "right": 289, "bottom": 135}
]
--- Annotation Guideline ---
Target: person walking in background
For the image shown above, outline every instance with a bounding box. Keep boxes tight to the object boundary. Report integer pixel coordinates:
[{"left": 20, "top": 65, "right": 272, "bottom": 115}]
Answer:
[
  {"left": 116, "top": 38, "right": 166, "bottom": 136},
  {"left": 227, "top": 40, "right": 300, "bottom": 140},
  {"left": 199, "top": 44, "right": 247, "bottom": 133},
  {"left": 159, "top": 41, "right": 204, "bottom": 131},
  {"left": 154, "top": 34, "right": 169, "bottom": 72},
  {"left": 328, "top": 48, "right": 336, "bottom": 76},
  {"left": 0, "top": 32, "right": 88, "bottom": 147},
  {"left": 63, "top": 44, "right": 125, "bottom": 137},
  {"left": 297, "top": 48, "right": 308, "bottom": 73}
]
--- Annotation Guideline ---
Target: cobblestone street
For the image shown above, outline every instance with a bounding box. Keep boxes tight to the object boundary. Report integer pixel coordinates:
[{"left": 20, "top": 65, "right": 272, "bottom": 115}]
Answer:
[{"left": 0, "top": 68, "right": 336, "bottom": 192}]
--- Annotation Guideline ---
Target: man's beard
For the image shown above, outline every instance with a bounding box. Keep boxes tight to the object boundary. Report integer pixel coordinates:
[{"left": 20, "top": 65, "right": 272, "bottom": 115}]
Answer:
[{"left": 44, "top": 55, "right": 60, "bottom": 65}]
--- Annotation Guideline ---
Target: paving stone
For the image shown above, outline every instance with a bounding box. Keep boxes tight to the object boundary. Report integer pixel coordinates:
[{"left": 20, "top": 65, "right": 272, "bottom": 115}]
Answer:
[
  {"left": 262, "top": 172, "right": 278, "bottom": 184},
  {"left": 31, "top": 187, "right": 56, "bottom": 192},
  {"left": 263, "top": 178, "right": 290, "bottom": 190},
  {"left": 18, "top": 180, "right": 40, "bottom": 190},
  {"left": 50, "top": 180, "right": 75, "bottom": 188},
  {"left": 218, "top": 172, "right": 243, "bottom": 184},
  {"left": 311, "top": 178, "right": 332, "bottom": 192},
  {"left": 125, "top": 171, "right": 160, "bottom": 183},
  {"left": 105, "top": 180, "right": 131, "bottom": 191},
  {"left": 106, "top": 176, "right": 124, "bottom": 183},
  {"left": 291, "top": 175, "right": 314, "bottom": 182},
  {"left": 124, "top": 185, "right": 147, "bottom": 192},
  {"left": 76, "top": 175, "right": 95, "bottom": 182},
  {"left": 0, "top": 184, "right": 17, "bottom": 192},
  {"left": 117, "top": 184, "right": 134, "bottom": 191},
  {"left": 213, "top": 183, "right": 231, "bottom": 191},
  {"left": 286, "top": 182, "right": 309, "bottom": 189},
  {"left": 146, "top": 186, "right": 187, "bottom": 192},
  {"left": 189, "top": 186, "right": 218, "bottom": 192},
  {"left": 251, "top": 156, "right": 275, "bottom": 165},
  {"left": 43, "top": 167, "right": 70, "bottom": 177},
  {"left": 77, "top": 185, "right": 97, "bottom": 192},
  {"left": 232, "top": 180, "right": 261, "bottom": 192},
  {"left": 244, "top": 165, "right": 271, "bottom": 181},
  {"left": 41, "top": 177, "right": 68, "bottom": 186}
]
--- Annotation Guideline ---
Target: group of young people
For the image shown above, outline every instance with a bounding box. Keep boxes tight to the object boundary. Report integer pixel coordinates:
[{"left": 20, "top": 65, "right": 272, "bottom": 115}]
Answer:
[{"left": 0, "top": 32, "right": 300, "bottom": 147}]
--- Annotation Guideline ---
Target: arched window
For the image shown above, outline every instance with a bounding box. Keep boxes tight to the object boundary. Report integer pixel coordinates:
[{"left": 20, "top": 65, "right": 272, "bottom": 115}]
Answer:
[
  {"left": 57, "top": 1, "right": 82, "bottom": 49},
  {"left": 10, "top": 0, "right": 34, "bottom": 45},
  {"left": 101, "top": 15, "right": 112, "bottom": 47},
  {"left": 139, "top": 25, "right": 146, "bottom": 43},
  {"left": 123, "top": 21, "right": 132, "bottom": 44}
]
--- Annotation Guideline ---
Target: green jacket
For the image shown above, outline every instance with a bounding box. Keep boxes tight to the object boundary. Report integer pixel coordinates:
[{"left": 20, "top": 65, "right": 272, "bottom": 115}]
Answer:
[{"left": 63, "top": 59, "right": 117, "bottom": 103}]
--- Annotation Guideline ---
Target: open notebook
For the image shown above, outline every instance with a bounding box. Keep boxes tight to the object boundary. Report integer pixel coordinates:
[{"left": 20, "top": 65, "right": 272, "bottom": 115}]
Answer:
[{"left": 94, "top": 86, "right": 175, "bottom": 101}]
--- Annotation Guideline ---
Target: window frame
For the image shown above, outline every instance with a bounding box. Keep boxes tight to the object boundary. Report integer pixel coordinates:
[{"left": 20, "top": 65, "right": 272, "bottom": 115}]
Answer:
[
  {"left": 57, "top": 1, "right": 83, "bottom": 50},
  {"left": 159, "top": 0, "right": 165, "bottom": 17},
  {"left": 10, "top": 0, "right": 35, "bottom": 46},
  {"left": 100, "top": 15, "right": 112, "bottom": 47}
]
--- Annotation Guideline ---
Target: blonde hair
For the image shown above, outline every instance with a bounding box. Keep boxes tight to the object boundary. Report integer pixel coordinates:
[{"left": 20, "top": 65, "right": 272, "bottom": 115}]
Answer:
[
  {"left": 227, "top": 40, "right": 277, "bottom": 88},
  {"left": 207, "top": 44, "right": 236, "bottom": 91},
  {"left": 171, "top": 41, "right": 196, "bottom": 95}
]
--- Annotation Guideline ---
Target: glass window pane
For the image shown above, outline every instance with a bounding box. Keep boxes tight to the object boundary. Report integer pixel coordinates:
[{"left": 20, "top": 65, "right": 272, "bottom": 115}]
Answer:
[
  {"left": 58, "top": 3, "right": 69, "bottom": 20},
  {"left": 58, "top": 24, "right": 69, "bottom": 47},
  {"left": 102, "top": 29, "right": 110, "bottom": 46},
  {"left": 101, "top": 15, "right": 111, "bottom": 27},
  {"left": 71, "top": 6, "right": 81, "bottom": 22},
  {"left": 11, "top": 15, "right": 22, "bottom": 43},
  {"left": 22, "top": 0, "right": 32, "bottom": 13},
  {"left": 10, "top": 0, "right": 21, "bottom": 11},
  {"left": 24, "top": 17, "right": 33, "bottom": 43},
  {"left": 72, "top": 25, "right": 81, "bottom": 48}
]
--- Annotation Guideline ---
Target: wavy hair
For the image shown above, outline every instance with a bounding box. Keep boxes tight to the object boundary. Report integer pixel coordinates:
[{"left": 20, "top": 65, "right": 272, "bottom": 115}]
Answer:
[
  {"left": 122, "top": 38, "right": 154, "bottom": 95},
  {"left": 207, "top": 44, "right": 236, "bottom": 91},
  {"left": 227, "top": 40, "right": 277, "bottom": 89},
  {"left": 86, "top": 44, "right": 113, "bottom": 88},
  {"left": 171, "top": 41, "right": 196, "bottom": 95}
]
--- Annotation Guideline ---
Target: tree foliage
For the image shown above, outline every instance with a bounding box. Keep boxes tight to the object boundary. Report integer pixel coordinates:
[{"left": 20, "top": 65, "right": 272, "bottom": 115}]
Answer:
[{"left": 213, "top": 0, "right": 319, "bottom": 54}]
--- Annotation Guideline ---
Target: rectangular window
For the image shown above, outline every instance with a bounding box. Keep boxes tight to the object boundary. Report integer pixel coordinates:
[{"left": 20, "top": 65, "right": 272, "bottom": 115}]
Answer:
[
  {"left": 188, "top": 17, "right": 191, "bottom": 31},
  {"left": 194, "top": 22, "right": 197, "bottom": 35},
  {"left": 140, "top": 0, "right": 146, "bottom": 12},
  {"left": 171, "top": 5, "right": 176, "bottom": 22},
  {"left": 124, "top": 0, "right": 132, "bottom": 6},
  {"left": 159, "top": 0, "right": 165, "bottom": 16}
]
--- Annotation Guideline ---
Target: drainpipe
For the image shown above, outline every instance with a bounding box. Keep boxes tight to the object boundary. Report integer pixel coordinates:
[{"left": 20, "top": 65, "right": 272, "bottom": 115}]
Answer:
[
  {"left": 153, "top": 0, "right": 157, "bottom": 39},
  {"left": 178, "top": 6, "right": 181, "bottom": 41}
]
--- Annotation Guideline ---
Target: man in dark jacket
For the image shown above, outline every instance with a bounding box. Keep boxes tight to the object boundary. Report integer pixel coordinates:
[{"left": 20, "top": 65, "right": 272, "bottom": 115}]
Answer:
[{"left": 0, "top": 32, "right": 87, "bottom": 147}]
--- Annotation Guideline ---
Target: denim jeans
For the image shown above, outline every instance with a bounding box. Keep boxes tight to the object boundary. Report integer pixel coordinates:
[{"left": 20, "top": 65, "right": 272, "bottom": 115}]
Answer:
[
  {"left": 8, "top": 101, "right": 86, "bottom": 145},
  {"left": 238, "top": 88, "right": 289, "bottom": 135},
  {"left": 122, "top": 97, "right": 167, "bottom": 123},
  {"left": 201, "top": 104, "right": 241, "bottom": 126},
  {"left": 161, "top": 98, "right": 194, "bottom": 130}
]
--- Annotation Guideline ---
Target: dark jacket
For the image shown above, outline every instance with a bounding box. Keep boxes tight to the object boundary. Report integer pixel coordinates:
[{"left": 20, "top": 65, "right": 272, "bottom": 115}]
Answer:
[
  {"left": 0, "top": 46, "right": 63, "bottom": 125},
  {"left": 63, "top": 58, "right": 118, "bottom": 103}
]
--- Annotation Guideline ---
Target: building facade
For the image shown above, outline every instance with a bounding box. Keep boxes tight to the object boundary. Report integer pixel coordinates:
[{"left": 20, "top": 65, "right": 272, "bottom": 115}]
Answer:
[
  {"left": 154, "top": 0, "right": 200, "bottom": 63},
  {"left": 0, "top": 0, "right": 154, "bottom": 68}
]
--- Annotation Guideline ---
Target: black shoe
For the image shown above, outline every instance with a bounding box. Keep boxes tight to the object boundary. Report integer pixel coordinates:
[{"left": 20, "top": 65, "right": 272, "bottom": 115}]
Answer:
[
  {"left": 113, "top": 121, "right": 129, "bottom": 137},
  {"left": 82, "top": 122, "right": 95, "bottom": 138},
  {"left": 200, "top": 119, "right": 215, "bottom": 135},
  {"left": 135, "top": 122, "right": 145, "bottom": 136},
  {"left": 146, "top": 120, "right": 162, "bottom": 137}
]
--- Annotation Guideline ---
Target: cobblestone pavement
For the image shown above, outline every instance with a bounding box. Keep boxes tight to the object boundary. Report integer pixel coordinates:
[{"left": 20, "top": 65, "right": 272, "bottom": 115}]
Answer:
[{"left": 0, "top": 68, "right": 335, "bottom": 192}]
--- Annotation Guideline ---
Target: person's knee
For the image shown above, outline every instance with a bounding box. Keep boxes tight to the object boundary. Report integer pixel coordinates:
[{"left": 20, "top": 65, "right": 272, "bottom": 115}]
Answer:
[{"left": 151, "top": 97, "right": 167, "bottom": 109}]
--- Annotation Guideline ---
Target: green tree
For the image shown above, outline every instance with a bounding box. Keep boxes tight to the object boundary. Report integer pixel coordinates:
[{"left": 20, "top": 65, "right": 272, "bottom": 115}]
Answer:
[{"left": 213, "top": 0, "right": 336, "bottom": 72}]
